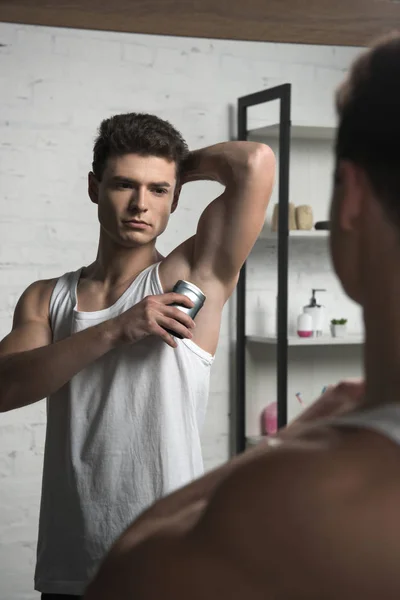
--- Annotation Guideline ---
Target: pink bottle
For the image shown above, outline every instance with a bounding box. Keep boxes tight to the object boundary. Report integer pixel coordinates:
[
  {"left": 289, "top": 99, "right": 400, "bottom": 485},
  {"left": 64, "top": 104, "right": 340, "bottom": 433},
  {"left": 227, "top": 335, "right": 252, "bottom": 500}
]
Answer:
[{"left": 261, "top": 402, "right": 277, "bottom": 435}]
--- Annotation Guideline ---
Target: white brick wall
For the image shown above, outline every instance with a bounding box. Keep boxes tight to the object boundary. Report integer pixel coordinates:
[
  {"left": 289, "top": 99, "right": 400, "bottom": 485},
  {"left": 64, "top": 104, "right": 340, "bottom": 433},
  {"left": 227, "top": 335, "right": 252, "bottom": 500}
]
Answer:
[{"left": 0, "top": 21, "right": 362, "bottom": 599}]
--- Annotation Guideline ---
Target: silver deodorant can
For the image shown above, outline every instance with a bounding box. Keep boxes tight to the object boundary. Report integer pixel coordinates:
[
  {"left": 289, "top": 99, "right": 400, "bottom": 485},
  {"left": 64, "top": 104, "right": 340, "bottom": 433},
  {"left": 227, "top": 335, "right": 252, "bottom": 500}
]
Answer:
[{"left": 167, "top": 280, "right": 206, "bottom": 338}]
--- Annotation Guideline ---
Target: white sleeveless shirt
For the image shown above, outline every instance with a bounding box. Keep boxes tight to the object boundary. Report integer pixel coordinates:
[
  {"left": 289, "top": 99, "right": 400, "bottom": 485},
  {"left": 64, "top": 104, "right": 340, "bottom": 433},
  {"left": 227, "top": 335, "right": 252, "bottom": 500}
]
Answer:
[
  {"left": 329, "top": 402, "right": 400, "bottom": 444},
  {"left": 34, "top": 262, "right": 214, "bottom": 596}
]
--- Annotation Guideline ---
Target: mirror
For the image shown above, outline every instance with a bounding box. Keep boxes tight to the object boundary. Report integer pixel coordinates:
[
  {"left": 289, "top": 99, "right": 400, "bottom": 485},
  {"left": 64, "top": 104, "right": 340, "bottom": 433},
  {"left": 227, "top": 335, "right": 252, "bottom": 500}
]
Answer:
[{"left": 0, "top": 20, "right": 363, "bottom": 599}]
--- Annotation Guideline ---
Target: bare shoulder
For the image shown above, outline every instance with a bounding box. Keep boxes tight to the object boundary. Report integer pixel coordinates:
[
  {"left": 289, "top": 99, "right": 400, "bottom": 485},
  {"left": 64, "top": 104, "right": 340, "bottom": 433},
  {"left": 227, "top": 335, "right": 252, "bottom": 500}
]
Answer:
[
  {"left": 0, "top": 278, "right": 58, "bottom": 358},
  {"left": 193, "top": 428, "right": 400, "bottom": 599},
  {"left": 86, "top": 427, "right": 400, "bottom": 600},
  {"left": 13, "top": 278, "right": 58, "bottom": 324}
]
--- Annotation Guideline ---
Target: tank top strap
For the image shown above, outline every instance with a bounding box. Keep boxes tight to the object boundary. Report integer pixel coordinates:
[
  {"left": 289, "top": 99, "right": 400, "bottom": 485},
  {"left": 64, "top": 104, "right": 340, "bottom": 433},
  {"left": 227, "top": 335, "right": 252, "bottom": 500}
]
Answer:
[
  {"left": 327, "top": 403, "right": 400, "bottom": 446},
  {"left": 49, "top": 269, "right": 81, "bottom": 326}
]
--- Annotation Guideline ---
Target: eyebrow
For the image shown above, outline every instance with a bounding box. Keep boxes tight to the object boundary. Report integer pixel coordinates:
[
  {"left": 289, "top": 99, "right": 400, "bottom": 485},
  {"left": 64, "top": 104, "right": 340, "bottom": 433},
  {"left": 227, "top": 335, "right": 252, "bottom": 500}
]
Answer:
[
  {"left": 151, "top": 181, "right": 171, "bottom": 188},
  {"left": 111, "top": 176, "right": 171, "bottom": 188}
]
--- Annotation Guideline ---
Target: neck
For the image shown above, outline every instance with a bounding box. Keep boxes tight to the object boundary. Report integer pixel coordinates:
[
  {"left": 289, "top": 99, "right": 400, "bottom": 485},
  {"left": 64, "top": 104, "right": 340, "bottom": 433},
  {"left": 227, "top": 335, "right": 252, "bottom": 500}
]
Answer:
[{"left": 87, "top": 229, "right": 162, "bottom": 285}]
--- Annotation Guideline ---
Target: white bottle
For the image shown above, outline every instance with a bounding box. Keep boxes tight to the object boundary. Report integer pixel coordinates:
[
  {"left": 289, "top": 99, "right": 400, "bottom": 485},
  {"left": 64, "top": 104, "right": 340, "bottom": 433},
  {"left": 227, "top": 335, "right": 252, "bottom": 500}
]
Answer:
[
  {"left": 303, "top": 289, "right": 326, "bottom": 337},
  {"left": 297, "top": 312, "right": 313, "bottom": 338}
]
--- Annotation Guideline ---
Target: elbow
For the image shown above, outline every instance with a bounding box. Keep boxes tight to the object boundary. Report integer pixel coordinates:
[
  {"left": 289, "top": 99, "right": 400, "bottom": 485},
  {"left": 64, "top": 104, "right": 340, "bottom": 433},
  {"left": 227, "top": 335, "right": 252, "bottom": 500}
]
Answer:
[
  {"left": 232, "top": 142, "right": 275, "bottom": 180},
  {"left": 247, "top": 142, "right": 275, "bottom": 171},
  {"left": 246, "top": 144, "right": 276, "bottom": 195}
]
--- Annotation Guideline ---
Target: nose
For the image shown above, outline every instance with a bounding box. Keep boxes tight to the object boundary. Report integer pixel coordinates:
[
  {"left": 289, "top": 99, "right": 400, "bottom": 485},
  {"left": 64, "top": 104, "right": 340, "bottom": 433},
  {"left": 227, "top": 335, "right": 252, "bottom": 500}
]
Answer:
[{"left": 128, "top": 187, "right": 148, "bottom": 213}]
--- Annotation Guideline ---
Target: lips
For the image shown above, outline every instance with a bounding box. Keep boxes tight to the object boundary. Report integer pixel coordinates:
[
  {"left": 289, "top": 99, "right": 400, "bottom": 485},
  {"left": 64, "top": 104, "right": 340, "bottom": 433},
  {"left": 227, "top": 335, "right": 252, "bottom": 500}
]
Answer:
[
  {"left": 122, "top": 219, "right": 151, "bottom": 230},
  {"left": 124, "top": 219, "right": 149, "bottom": 225}
]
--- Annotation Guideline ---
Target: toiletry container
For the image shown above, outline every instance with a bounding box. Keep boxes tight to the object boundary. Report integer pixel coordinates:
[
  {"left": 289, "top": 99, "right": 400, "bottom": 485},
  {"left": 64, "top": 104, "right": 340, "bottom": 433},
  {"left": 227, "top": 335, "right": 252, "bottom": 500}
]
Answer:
[
  {"left": 295, "top": 205, "right": 314, "bottom": 230},
  {"left": 303, "top": 289, "right": 326, "bottom": 337},
  {"left": 261, "top": 403, "right": 277, "bottom": 435},
  {"left": 297, "top": 312, "right": 313, "bottom": 337},
  {"left": 272, "top": 202, "right": 296, "bottom": 232}
]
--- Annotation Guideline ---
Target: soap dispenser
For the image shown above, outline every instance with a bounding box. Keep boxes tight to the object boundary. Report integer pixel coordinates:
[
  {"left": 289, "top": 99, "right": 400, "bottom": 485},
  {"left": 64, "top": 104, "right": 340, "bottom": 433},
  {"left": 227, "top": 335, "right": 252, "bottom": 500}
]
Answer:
[{"left": 303, "top": 289, "right": 326, "bottom": 337}]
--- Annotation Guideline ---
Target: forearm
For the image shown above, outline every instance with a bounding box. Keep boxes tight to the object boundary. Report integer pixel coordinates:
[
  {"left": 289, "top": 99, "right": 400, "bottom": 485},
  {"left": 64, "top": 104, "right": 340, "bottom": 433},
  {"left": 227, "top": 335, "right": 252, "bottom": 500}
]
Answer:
[
  {"left": 0, "top": 320, "right": 118, "bottom": 412},
  {"left": 182, "top": 141, "right": 266, "bottom": 187}
]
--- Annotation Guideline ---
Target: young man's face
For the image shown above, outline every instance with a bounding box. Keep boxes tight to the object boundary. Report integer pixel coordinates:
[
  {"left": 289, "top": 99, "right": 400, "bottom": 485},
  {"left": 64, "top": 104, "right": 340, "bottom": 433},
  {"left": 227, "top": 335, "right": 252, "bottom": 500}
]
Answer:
[{"left": 89, "top": 153, "right": 179, "bottom": 247}]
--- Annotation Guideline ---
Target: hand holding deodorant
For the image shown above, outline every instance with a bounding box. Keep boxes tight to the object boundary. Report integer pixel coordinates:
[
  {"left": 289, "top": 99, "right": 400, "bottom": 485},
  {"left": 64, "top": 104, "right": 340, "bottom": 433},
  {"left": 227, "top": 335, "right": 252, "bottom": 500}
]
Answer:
[{"left": 166, "top": 280, "right": 206, "bottom": 338}]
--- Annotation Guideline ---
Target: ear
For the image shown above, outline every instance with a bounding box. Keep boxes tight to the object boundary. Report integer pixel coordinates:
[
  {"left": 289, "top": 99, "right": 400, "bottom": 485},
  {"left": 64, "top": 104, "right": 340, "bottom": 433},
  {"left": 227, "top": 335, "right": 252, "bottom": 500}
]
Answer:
[
  {"left": 335, "top": 160, "right": 363, "bottom": 233},
  {"left": 171, "top": 183, "right": 181, "bottom": 214},
  {"left": 88, "top": 172, "right": 99, "bottom": 205}
]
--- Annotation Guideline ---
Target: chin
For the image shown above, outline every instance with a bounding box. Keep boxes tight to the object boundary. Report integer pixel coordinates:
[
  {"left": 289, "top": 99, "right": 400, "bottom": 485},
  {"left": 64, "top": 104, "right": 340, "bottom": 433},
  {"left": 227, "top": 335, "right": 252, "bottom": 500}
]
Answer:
[{"left": 120, "top": 232, "right": 157, "bottom": 248}]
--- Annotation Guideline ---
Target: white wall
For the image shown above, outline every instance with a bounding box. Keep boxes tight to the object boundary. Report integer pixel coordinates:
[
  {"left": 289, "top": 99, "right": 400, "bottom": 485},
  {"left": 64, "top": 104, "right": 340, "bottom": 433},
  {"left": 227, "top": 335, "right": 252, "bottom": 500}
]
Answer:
[{"left": 0, "top": 21, "right": 362, "bottom": 599}]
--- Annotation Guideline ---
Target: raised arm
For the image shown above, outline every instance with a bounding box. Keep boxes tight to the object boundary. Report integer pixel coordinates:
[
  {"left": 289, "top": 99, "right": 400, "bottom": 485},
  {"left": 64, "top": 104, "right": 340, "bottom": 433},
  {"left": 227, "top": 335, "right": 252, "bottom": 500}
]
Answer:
[
  {"left": 159, "top": 141, "right": 275, "bottom": 354},
  {"left": 185, "top": 141, "right": 275, "bottom": 290}
]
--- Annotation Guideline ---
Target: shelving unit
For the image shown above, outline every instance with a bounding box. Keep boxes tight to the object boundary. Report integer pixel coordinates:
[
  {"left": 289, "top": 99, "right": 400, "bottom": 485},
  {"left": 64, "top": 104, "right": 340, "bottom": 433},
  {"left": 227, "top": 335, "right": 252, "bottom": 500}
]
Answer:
[
  {"left": 249, "top": 123, "right": 336, "bottom": 141},
  {"left": 247, "top": 335, "right": 363, "bottom": 346},
  {"left": 235, "top": 84, "right": 290, "bottom": 454},
  {"left": 234, "top": 83, "right": 355, "bottom": 455},
  {"left": 259, "top": 229, "right": 329, "bottom": 240}
]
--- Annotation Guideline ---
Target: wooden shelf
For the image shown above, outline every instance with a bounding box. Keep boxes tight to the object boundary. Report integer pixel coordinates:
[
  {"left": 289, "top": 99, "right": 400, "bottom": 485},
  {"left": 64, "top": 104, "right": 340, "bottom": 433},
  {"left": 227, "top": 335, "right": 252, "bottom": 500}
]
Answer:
[
  {"left": 248, "top": 123, "right": 336, "bottom": 141},
  {"left": 259, "top": 229, "right": 329, "bottom": 240},
  {"left": 247, "top": 335, "right": 363, "bottom": 346}
]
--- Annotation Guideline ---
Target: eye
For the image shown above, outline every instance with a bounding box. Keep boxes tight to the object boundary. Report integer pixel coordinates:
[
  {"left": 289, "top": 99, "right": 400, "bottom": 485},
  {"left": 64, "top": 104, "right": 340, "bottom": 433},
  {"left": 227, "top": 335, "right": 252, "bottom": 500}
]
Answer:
[
  {"left": 153, "top": 187, "right": 168, "bottom": 196},
  {"left": 118, "top": 181, "right": 133, "bottom": 190}
]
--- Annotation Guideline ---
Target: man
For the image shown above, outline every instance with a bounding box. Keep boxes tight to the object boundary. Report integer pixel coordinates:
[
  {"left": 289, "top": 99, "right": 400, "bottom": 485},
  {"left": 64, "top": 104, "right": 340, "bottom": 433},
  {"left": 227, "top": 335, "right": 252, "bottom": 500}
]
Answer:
[
  {"left": 0, "top": 113, "right": 275, "bottom": 597},
  {"left": 84, "top": 34, "right": 400, "bottom": 600}
]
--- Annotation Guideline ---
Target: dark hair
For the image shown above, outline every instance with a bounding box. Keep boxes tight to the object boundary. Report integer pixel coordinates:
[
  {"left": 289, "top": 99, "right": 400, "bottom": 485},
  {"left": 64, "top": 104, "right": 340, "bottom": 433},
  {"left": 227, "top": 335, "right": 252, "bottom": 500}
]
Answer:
[
  {"left": 335, "top": 33, "right": 400, "bottom": 221},
  {"left": 92, "top": 112, "right": 189, "bottom": 181}
]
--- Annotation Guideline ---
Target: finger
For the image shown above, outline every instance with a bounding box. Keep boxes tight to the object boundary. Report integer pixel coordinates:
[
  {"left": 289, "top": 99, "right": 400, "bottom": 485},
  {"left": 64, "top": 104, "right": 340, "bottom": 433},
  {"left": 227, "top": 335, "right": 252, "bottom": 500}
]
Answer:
[
  {"left": 335, "top": 380, "right": 365, "bottom": 401},
  {"left": 321, "top": 385, "right": 335, "bottom": 396},
  {"left": 163, "top": 306, "right": 195, "bottom": 328},
  {"left": 160, "top": 293, "right": 195, "bottom": 308},
  {"left": 294, "top": 392, "right": 338, "bottom": 422},
  {"left": 158, "top": 316, "right": 193, "bottom": 340},
  {"left": 152, "top": 323, "right": 178, "bottom": 348}
]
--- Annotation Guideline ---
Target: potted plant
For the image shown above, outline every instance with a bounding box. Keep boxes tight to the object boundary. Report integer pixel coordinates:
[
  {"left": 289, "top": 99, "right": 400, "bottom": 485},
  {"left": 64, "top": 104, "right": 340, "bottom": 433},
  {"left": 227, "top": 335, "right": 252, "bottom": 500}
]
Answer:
[{"left": 331, "top": 318, "right": 348, "bottom": 337}]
